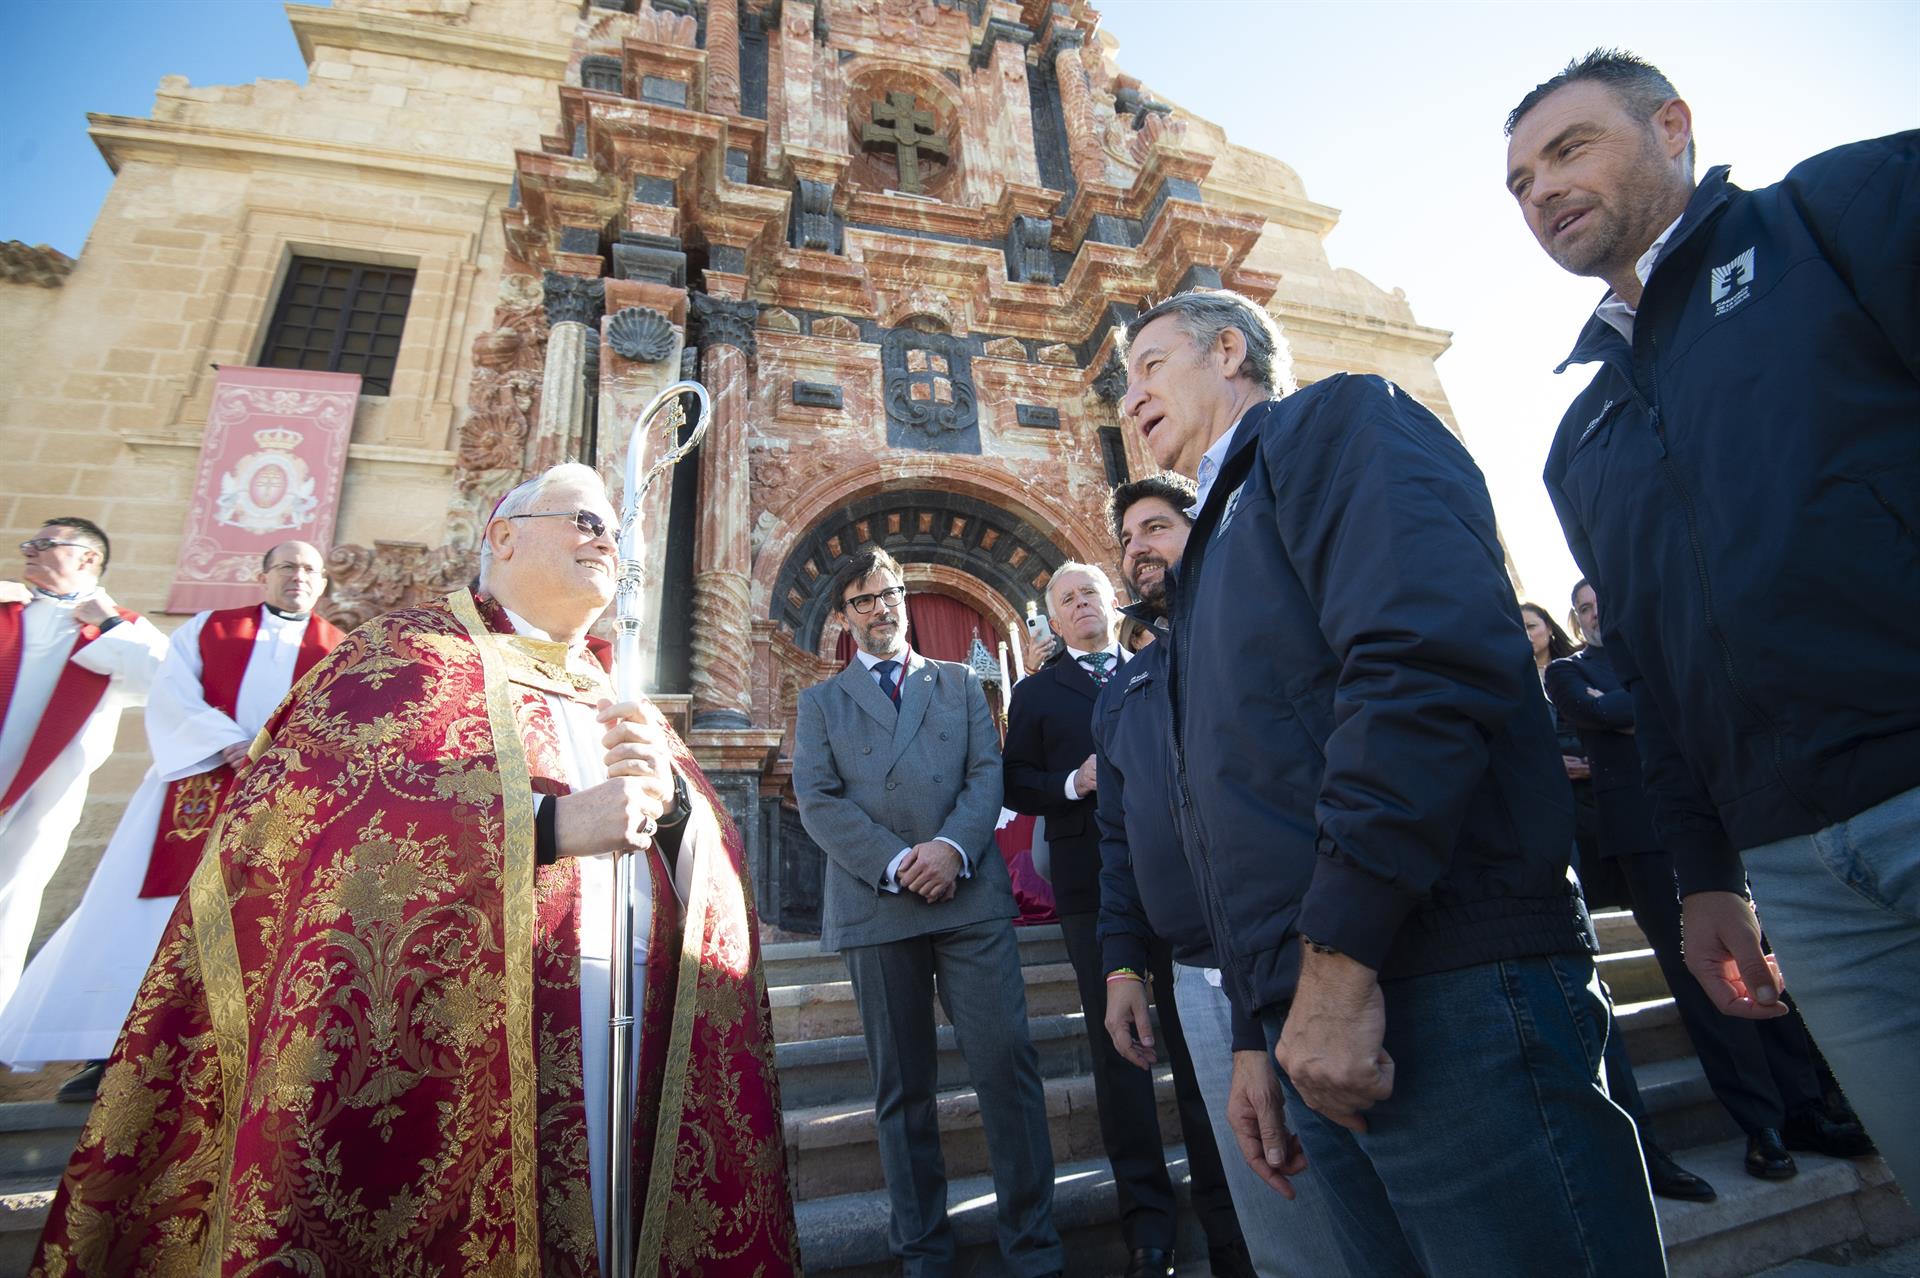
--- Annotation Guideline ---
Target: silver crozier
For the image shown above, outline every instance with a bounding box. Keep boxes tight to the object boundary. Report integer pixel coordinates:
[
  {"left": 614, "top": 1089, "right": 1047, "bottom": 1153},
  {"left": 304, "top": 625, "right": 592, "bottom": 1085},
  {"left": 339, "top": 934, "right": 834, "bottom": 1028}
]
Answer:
[{"left": 605, "top": 378, "right": 710, "bottom": 1278}]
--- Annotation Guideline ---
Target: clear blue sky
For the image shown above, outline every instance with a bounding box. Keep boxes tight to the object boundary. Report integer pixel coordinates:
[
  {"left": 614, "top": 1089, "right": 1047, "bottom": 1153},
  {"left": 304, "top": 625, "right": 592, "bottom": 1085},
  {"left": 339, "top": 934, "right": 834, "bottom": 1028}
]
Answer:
[{"left": 3, "top": 0, "right": 1915, "bottom": 603}]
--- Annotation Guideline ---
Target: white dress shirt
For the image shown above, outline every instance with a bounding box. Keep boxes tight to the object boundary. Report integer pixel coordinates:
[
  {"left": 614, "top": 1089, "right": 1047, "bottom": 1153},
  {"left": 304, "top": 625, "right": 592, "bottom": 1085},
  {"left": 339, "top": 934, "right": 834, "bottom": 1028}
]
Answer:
[
  {"left": 1593, "top": 215, "right": 1683, "bottom": 344},
  {"left": 1062, "top": 641, "right": 1126, "bottom": 800}
]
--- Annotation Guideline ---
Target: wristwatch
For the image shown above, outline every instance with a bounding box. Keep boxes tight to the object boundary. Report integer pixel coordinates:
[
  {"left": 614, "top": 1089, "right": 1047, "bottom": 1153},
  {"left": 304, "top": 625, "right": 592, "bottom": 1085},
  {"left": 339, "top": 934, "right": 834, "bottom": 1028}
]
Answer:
[{"left": 656, "top": 769, "right": 692, "bottom": 831}]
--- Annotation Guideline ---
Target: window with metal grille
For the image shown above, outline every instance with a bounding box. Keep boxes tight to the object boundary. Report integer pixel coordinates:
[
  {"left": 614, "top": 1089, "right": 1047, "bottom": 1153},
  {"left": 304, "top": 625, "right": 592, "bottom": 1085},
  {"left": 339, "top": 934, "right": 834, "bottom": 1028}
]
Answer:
[{"left": 259, "top": 257, "right": 415, "bottom": 395}]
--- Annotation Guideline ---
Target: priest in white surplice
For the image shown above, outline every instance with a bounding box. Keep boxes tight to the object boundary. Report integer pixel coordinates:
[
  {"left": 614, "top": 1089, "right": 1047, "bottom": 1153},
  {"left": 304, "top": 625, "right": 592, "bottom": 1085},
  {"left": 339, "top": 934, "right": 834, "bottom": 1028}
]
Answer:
[
  {"left": 0, "top": 541, "right": 344, "bottom": 1099},
  {"left": 0, "top": 518, "right": 167, "bottom": 1018}
]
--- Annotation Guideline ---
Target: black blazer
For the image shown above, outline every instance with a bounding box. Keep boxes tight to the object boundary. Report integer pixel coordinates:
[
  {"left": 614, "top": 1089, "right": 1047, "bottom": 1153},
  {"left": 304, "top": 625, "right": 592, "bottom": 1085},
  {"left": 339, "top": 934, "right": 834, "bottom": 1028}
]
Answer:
[
  {"left": 1002, "top": 647, "right": 1124, "bottom": 915},
  {"left": 1544, "top": 645, "right": 1660, "bottom": 859}
]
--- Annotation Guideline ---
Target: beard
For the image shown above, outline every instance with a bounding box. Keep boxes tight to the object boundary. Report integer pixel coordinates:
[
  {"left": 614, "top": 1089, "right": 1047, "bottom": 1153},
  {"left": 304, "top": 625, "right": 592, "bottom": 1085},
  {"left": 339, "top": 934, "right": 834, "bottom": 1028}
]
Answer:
[{"left": 1129, "top": 560, "right": 1171, "bottom": 617}]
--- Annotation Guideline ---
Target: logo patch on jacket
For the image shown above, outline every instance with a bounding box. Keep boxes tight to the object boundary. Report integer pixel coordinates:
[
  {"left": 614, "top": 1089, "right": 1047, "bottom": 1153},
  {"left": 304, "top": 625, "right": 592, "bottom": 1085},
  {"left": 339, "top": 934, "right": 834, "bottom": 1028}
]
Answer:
[
  {"left": 1710, "top": 247, "right": 1755, "bottom": 316},
  {"left": 1213, "top": 481, "right": 1246, "bottom": 539}
]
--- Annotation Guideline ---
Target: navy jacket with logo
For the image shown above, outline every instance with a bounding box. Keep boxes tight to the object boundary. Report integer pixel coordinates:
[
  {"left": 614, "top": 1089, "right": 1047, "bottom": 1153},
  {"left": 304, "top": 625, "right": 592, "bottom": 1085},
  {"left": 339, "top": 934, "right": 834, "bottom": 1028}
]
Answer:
[
  {"left": 1543, "top": 133, "right": 1920, "bottom": 895},
  {"left": 1166, "top": 380, "right": 1588, "bottom": 1020}
]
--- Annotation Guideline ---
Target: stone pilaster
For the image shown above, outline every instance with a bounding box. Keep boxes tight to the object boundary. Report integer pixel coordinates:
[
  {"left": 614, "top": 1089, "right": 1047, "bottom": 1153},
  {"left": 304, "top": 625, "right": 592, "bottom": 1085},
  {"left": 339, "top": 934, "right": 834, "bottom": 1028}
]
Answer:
[
  {"left": 540, "top": 271, "right": 606, "bottom": 465},
  {"left": 706, "top": 0, "right": 742, "bottom": 116},
  {"left": 688, "top": 293, "right": 758, "bottom": 728},
  {"left": 1051, "top": 33, "right": 1105, "bottom": 189}
]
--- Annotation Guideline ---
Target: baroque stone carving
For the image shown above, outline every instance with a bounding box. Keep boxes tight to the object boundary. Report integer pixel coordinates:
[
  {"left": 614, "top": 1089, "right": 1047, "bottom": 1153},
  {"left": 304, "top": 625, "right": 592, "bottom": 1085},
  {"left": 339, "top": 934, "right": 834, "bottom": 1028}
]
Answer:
[
  {"left": 861, "top": 91, "right": 949, "bottom": 194},
  {"left": 813, "top": 315, "right": 862, "bottom": 342},
  {"left": 790, "top": 178, "right": 841, "bottom": 253},
  {"left": 606, "top": 306, "right": 677, "bottom": 362},
  {"left": 982, "top": 336, "right": 1026, "bottom": 360},
  {"left": 543, "top": 270, "right": 606, "bottom": 328},
  {"left": 321, "top": 540, "right": 477, "bottom": 631},
  {"left": 1005, "top": 214, "right": 1055, "bottom": 285},
  {"left": 689, "top": 293, "right": 758, "bottom": 357},
  {"left": 881, "top": 327, "right": 979, "bottom": 452},
  {"left": 1091, "top": 352, "right": 1128, "bottom": 405}
]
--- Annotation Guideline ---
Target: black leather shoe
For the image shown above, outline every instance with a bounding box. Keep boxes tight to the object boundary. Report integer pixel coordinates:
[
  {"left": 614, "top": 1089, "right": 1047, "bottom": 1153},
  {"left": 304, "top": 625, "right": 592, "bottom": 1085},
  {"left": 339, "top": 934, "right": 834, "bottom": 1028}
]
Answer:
[
  {"left": 1643, "top": 1140, "right": 1716, "bottom": 1201},
  {"left": 1784, "top": 1107, "right": 1877, "bottom": 1158},
  {"left": 1207, "top": 1244, "right": 1258, "bottom": 1278},
  {"left": 1745, "top": 1128, "right": 1798, "bottom": 1180},
  {"left": 56, "top": 1059, "right": 108, "bottom": 1103},
  {"left": 1124, "top": 1248, "right": 1174, "bottom": 1278}
]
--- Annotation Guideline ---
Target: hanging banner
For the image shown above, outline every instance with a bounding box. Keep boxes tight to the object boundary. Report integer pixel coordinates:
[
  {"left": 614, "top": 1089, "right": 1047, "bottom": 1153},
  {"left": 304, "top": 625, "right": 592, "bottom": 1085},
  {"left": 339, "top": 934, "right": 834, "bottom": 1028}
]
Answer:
[{"left": 165, "top": 365, "right": 360, "bottom": 613}]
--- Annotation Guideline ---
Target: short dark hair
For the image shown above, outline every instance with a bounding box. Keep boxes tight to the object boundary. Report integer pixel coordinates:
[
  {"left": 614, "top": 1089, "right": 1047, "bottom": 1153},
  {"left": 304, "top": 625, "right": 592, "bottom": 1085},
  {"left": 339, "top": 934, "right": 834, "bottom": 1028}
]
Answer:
[
  {"left": 828, "top": 547, "right": 904, "bottom": 614},
  {"left": 1118, "top": 289, "right": 1294, "bottom": 396},
  {"left": 1520, "top": 601, "right": 1580, "bottom": 660},
  {"left": 1570, "top": 577, "right": 1592, "bottom": 606},
  {"left": 1505, "top": 49, "right": 1694, "bottom": 174},
  {"left": 1107, "top": 473, "right": 1197, "bottom": 543},
  {"left": 40, "top": 515, "right": 110, "bottom": 571}
]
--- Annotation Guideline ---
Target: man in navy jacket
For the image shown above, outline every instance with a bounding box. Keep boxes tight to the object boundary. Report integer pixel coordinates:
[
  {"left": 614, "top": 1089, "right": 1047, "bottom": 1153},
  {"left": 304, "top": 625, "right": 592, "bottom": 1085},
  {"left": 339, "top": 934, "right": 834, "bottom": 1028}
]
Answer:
[
  {"left": 1115, "top": 288, "right": 1661, "bottom": 1276},
  {"left": 1094, "top": 473, "right": 1350, "bottom": 1278},
  {"left": 1003, "top": 562, "right": 1246, "bottom": 1278},
  {"left": 1507, "top": 48, "right": 1920, "bottom": 1189},
  {"left": 1547, "top": 582, "right": 1869, "bottom": 1181}
]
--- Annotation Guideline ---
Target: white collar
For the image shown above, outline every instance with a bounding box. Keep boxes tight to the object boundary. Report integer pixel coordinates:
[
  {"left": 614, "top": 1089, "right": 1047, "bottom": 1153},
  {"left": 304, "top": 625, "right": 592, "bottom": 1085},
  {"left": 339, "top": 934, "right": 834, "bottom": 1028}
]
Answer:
[
  {"left": 1191, "top": 401, "right": 1265, "bottom": 514},
  {"left": 854, "top": 646, "right": 912, "bottom": 671},
  {"left": 1064, "top": 641, "right": 1123, "bottom": 664},
  {"left": 1594, "top": 214, "right": 1683, "bottom": 342},
  {"left": 502, "top": 605, "right": 589, "bottom": 659}
]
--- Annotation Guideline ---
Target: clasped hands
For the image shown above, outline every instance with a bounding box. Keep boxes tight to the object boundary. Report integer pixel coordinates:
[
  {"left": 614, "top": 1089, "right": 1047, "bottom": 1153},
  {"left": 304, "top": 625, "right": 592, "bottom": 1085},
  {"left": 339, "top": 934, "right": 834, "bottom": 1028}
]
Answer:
[
  {"left": 553, "top": 699, "right": 679, "bottom": 859},
  {"left": 897, "top": 840, "right": 961, "bottom": 904}
]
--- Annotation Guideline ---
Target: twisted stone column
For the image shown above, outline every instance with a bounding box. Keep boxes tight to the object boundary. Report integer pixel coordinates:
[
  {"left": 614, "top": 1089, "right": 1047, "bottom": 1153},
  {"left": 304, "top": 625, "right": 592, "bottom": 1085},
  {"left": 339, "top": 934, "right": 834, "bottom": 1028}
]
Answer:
[
  {"left": 539, "top": 271, "right": 605, "bottom": 466},
  {"left": 706, "top": 0, "right": 742, "bottom": 116},
  {"left": 688, "top": 294, "right": 757, "bottom": 728},
  {"left": 1051, "top": 32, "right": 1105, "bottom": 189}
]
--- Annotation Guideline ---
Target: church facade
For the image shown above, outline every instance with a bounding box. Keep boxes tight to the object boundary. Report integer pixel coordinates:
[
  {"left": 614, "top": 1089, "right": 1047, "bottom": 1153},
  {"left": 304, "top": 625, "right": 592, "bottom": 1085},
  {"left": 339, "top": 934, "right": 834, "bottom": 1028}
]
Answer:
[{"left": 0, "top": 0, "right": 1460, "bottom": 937}]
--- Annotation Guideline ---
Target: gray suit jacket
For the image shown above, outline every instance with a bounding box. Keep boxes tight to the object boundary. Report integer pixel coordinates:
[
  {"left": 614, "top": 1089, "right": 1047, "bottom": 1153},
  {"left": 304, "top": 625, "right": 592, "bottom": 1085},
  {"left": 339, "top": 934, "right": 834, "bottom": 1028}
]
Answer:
[{"left": 793, "top": 652, "right": 1014, "bottom": 950}]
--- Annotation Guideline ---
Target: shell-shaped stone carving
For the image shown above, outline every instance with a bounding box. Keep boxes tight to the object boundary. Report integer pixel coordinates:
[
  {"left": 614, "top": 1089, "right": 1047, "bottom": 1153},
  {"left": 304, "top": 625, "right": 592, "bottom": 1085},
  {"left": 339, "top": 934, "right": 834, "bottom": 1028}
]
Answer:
[{"left": 606, "top": 306, "right": 676, "bottom": 363}]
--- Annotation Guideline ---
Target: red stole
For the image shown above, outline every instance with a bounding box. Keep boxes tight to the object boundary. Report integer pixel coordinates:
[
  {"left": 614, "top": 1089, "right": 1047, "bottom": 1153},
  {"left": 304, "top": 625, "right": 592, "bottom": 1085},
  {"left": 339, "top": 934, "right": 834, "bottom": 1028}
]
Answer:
[
  {"left": 141, "top": 606, "right": 344, "bottom": 897},
  {"left": 0, "top": 599, "right": 142, "bottom": 817}
]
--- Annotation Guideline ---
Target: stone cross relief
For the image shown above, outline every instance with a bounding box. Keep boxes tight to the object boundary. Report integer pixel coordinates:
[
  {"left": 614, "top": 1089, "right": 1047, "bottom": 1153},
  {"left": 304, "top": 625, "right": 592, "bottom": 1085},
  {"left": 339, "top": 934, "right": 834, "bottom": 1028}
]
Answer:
[{"left": 861, "top": 91, "right": 949, "bottom": 195}]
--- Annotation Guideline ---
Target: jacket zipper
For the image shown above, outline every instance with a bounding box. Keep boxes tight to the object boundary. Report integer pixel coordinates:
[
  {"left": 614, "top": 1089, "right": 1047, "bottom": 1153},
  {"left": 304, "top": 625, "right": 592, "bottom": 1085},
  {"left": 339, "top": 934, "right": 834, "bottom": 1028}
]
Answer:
[
  {"left": 1166, "top": 494, "right": 1254, "bottom": 1013},
  {"left": 1636, "top": 334, "right": 1824, "bottom": 826}
]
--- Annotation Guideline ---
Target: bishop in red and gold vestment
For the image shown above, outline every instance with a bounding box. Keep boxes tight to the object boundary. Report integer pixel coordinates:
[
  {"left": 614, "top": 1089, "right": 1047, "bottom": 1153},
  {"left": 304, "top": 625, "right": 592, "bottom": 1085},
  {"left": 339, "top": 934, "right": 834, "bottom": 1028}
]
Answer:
[{"left": 33, "top": 466, "right": 799, "bottom": 1278}]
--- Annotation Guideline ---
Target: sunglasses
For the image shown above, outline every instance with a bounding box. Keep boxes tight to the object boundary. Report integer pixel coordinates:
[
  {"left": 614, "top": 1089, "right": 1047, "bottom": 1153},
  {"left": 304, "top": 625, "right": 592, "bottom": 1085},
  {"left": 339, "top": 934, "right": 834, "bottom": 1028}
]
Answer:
[
  {"left": 20, "top": 538, "right": 95, "bottom": 555},
  {"left": 507, "top": 510, "right": 610, "bottom": 539}
]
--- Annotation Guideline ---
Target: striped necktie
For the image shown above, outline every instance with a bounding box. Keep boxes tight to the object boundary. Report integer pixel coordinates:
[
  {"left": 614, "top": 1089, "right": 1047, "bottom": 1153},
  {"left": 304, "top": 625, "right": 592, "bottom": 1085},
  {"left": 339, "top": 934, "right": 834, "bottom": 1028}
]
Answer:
[{"left": 872, "top": 659, "right": 901, "bottom": 708}]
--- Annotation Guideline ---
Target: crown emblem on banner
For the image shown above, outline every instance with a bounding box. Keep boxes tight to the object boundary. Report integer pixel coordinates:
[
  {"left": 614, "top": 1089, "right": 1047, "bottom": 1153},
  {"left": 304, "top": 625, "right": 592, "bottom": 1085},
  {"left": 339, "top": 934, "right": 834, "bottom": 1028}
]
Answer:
[{"left": 252, "top": 426, "right": 302, "bottom": 451}]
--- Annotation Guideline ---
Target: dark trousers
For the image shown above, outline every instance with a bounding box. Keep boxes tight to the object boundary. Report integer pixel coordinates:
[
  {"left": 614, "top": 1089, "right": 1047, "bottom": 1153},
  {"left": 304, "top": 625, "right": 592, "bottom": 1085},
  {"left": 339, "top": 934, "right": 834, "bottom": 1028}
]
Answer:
[
  {"left": 843, "top": 919, "right": 1063, "bottom": 1278},
  {"left": 1059, "top": 911, "right": 1174, "bottom": 1248},
  {"left": 1617, "top": 849, "right": 1824, "bottom": 1134},
  {"left": 1057, "top": 913, "right": 1245, "bottom": 1255}
]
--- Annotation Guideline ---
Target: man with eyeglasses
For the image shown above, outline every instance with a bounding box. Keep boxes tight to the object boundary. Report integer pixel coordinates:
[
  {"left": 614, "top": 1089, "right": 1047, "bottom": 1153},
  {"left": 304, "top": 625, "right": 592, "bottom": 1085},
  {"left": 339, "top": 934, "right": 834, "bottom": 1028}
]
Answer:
[
  {"left": 794, "top": 547, "right": 1063, "bottom": 1278},
  {"left": 35, "top": 467, "right": 799, "bottom": 1276},
  {"left": 0, "top": 541, "right": 346, "bottom": 1103},
  {"left": 0, "top": 518, "right": 166, "bottom": 1012}
]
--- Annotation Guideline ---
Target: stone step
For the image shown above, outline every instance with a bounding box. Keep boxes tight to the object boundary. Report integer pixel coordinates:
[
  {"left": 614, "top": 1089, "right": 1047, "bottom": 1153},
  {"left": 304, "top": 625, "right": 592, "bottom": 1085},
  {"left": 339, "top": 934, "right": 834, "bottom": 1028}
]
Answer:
[
  {"left": 1662, "top": 1141, "right": 1918, "bottom": 1278},
  {"left": 0, "top": 1173, "right": 55, "bottom": 1278},
  {"left": 1598, "top": 945, "right": 1673, "bottom": 1006},
  {"left": 770, "top": 961, "right": 1083, "bottom": 1043},
  {"left": 0, "top": 1103, "right": 85, "bottom": 1181},
  {"left": 797, "top": 1144, "right": 1215, "bottom": 1278},
  {"left": 762, "top": 924, "right": 1069, "bottom": 991},
  {"left": 786, "top": 1065, "right": 1183, "bottom": 1200},
  {"left": 795, "top": 1137, "right": 1918, "bottom": 1278},
  {"left": 776, "top": 1012, "right": 1096, "bottom": 1110},
  {"left": 1595, "top": 907, "right": 1650, "bottom": 955}
]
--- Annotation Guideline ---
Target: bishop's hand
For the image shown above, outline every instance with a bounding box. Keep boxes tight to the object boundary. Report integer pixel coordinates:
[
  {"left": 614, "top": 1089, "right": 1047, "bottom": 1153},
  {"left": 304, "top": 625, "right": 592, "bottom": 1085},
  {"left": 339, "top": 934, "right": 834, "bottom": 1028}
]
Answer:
[{"left": 551, "top": 700, "right": 678, "bottom": 858}]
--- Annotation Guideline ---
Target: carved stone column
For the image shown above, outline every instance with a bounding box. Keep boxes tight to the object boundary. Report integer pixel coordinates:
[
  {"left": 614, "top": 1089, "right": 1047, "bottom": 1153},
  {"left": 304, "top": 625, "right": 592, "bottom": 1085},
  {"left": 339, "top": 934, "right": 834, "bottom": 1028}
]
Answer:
[
  {"left": 706, "top": 0, "right": 742, "bottom": 116},
  {"left": 1051, "top": 32, "right": 1105, "bottom": 189},
  {"left": 688, "top": 293, "right": 757, "bottom": 729},
  {"left": 540, "top": 271, "right": 605, "bottom": 466}
]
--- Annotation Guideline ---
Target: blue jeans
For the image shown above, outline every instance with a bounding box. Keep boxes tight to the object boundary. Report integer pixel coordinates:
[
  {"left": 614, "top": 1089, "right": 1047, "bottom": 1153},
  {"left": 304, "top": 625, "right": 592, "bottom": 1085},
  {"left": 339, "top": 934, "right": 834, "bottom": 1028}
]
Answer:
[
  {"left": 1260, "top": 954, "right": 1666, "bottom": 1278},
  {"left": 1171, "top": 963, "right": 1355, "bottom": 1278},
  {"left": 1743, "top": 782, "right": 1920, "bottom": 1192}
]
